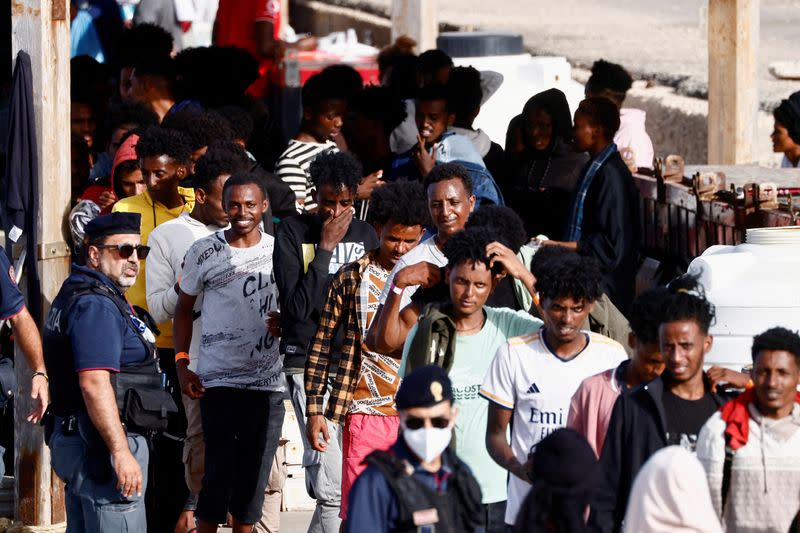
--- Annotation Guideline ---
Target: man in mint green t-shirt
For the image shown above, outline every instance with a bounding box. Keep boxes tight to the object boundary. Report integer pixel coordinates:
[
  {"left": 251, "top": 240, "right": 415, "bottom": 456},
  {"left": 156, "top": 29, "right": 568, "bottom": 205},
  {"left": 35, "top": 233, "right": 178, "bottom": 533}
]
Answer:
[{"left": 401, "top": 227, "right": 541, "bottom": 533}]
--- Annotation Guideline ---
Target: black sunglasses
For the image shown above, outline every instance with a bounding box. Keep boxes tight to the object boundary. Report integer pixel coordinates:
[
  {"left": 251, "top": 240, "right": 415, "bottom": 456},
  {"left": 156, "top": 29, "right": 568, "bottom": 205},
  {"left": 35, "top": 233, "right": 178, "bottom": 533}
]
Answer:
[
  {"left": 404, "top": 415, "right": 451, "bottom": 430},
  {"left": 95, "top": 244, "right": 150, "bottom": 259}
]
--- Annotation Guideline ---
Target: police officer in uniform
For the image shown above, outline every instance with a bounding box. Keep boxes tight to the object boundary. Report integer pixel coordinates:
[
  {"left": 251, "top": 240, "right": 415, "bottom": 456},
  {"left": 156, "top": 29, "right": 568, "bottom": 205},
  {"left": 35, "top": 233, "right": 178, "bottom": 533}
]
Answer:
[
  {"left": 44, "top": 212, "right": 163, "bottom": 532},
  {"left": 345, "top": 365, "right": 485, "bottom": 532}
]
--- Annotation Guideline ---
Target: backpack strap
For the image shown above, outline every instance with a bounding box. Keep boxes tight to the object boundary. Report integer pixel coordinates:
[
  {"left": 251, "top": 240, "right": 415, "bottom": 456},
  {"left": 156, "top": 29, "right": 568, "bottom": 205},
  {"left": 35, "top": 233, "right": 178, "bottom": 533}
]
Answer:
[{"left": 721, "top": 432, "right": 734, "bottom": 514}]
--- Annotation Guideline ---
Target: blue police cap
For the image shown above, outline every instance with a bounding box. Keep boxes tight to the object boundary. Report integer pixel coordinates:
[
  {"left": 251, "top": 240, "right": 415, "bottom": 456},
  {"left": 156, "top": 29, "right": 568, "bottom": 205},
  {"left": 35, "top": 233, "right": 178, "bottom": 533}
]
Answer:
[
  {"left": 84, "top": 212, "right": 142, "bottom": 241},
  {"left": 395, "top": 364, "right": 453, "bottom": 410}
]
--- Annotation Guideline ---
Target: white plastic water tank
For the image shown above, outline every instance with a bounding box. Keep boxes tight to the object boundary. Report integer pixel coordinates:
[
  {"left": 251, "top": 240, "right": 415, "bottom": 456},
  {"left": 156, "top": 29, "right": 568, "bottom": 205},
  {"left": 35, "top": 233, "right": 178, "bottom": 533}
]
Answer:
[
  {"left": 687, "top": 226, "right": 800, "bottom": 369},
  {"left": 438, "top": 32, "right": 585, "bottom": 146}
]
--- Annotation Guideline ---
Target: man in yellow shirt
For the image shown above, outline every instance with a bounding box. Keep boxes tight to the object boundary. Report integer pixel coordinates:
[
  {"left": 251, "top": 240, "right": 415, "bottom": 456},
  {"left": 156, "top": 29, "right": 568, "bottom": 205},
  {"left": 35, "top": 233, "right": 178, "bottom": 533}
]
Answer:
[{"left": 112, "top": 124, "right": 195, "bottom": 531}]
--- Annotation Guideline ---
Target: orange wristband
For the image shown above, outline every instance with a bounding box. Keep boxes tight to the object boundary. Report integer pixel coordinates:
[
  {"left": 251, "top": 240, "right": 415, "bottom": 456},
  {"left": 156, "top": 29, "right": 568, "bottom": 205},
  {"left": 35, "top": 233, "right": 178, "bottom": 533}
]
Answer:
[{"left": 175, "top": 351, "right": 190, "bottom": 364}]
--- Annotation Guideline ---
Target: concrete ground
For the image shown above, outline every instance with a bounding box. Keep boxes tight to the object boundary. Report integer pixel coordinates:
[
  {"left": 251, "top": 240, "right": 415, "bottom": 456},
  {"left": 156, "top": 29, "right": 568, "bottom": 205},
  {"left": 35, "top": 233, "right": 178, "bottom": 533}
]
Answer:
[
  {"left": 218, "top": 510, "right": 313, "bottom": 532},
  {"left": 325, "top": 0, "right": 800, "bottom": 110}
]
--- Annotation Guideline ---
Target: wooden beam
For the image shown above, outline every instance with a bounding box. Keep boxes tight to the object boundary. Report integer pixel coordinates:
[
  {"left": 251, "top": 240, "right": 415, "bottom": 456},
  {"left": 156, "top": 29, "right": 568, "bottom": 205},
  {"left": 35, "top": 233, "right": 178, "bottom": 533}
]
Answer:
[
  {"left": 10, "top": 0, "right": 71, "bottom": 526},
  {"left": 391, "top": 0, "right": 438, "bottom": 52},
  {"left": 707, "top": 0, "right": 759, "bottom": 165}
]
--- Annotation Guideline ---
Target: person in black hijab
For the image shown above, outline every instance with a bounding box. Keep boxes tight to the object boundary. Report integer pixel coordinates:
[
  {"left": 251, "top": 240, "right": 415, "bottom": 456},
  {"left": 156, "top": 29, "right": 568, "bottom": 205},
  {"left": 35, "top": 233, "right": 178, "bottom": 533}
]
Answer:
[
  {"left": 513, "top": 428, "right": 599, "bottom": 533},
  {"left": 504, "top": 88, "right": 589, "bottom": 239},
  {"left": 772, "top": 90, "right": 800, "bottom": 168}
]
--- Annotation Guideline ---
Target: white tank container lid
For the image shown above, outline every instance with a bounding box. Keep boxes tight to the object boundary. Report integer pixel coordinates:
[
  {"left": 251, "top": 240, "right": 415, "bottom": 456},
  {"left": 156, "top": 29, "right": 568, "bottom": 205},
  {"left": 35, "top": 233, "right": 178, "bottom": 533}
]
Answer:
[{"left": 746, "top": 226, "right": 800, "bottom": 245}]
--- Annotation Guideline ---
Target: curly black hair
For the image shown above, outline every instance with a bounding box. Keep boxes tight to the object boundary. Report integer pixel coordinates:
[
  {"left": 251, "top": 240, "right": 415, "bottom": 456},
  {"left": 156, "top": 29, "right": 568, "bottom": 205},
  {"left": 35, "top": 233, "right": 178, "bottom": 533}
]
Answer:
[
  {"left": 416, "top": 83, "right": 450, "bottom": 110},
  {"left": 465, "top": 205, "right": 527, "bottom": 252},
  {"left": 161, "top": 109, "right": 234, "bottom": 151},
  {"left": 320, "top": 64, "right": 364, "bottom": 103},
  {"left": 350, "top": 86, "right": 408, "bottom": 135},
  {"left": 114, "top": 23, "right": 173, "bottom": 68},
  {"left": 424, "top": 163, "right": 473, "bottom": 196},
  {"left": 104, "top": 102, "right": 159, "bottom": 134},
  {"left": 367, "top": 180, "right": 430, "bottom": 228},
  {"left": 629, "top": 287, "right": 669, "bottom": 345},
  {"left": 133, "top": 55, "right": 175, "bottom": 83},
  {"left": 446, "top": 66, "right": 483, "bottom": 121},
  {"left": 222, "top": 171, "right": 267, "bottom": 202},
  {"left": 535, "top": 251, "right": 603, "bottom": 303},
  {"left": 193, "top": 141, "right": 251, "bottom": 191},
  {"left": 173, "top": 47, "right": 260, "bottom": 106},
  {"left": 529, "top": 244, "right": 573, "bottom": 281},
  {"left": 662, "top": 273, "right": 716, "bottom": 334},
  {"left": 418, "top": 49, "right": 453, "bottom": 84},
  {"left": 216, "top": 106, "right": 255, "bottom": 144},
  {"left": 443, "top": 227, "right": 493, "bottom": 270},
  {"left": 752, "top": 327, "right": 800, "bottom": 365},
  {"left": 302, "top": 71, "right": 350, "bottom": 111},
  {"left": 577, "top": 97, "right": 621, "bottom": 141},
  {"left": 310, "top": 151, "right": 363, "bottom": 194},
  {"left": 585, "top": 59, "right": 633, "bottom": 106},
  {"left": 134, "top": 125, "right": 192, "bottom": 164}
]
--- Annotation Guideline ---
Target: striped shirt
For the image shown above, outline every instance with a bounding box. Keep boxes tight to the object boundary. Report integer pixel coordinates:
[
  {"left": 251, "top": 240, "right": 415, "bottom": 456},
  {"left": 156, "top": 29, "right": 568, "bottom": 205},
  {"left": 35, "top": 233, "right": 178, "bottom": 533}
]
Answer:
[{"left": 275, "top": 139, "right": 338, "bottom": 213}]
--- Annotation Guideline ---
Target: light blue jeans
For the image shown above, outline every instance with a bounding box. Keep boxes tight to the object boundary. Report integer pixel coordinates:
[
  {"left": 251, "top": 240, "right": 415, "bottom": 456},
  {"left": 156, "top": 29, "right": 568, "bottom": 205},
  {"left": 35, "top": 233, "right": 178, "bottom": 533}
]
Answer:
[
  {"left": 285, "top": 371, "right": 342, "bottom": 533},
  {"left": 49, "top": 415, "right": 149, "bottom": 533}
]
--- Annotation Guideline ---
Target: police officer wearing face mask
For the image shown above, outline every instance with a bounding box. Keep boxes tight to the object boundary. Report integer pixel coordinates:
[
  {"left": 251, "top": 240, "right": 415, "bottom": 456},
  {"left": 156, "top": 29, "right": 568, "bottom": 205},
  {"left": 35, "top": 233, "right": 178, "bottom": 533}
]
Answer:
[
  {"left": 44, "top": 212, "right": 175, "bottom": 533},
  {"left": 345, "top": 364, "right": 485, "bottom": 532}
]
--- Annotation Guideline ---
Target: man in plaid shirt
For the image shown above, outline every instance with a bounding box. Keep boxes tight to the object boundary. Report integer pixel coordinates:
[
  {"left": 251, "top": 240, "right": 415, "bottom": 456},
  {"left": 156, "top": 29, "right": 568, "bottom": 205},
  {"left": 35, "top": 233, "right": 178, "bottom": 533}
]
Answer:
[{"left": 305, "top": 181, "right": 429, "bottom": 521}]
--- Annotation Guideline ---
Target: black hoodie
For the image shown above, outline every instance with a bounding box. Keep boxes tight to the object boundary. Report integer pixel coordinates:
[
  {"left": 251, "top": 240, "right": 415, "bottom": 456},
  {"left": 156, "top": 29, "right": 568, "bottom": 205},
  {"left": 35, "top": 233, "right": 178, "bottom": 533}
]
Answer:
[
  {"left": 589, "top": 374, "right": 733, "bottom": 533},
  {"left": 273, "top": 213, "right": 378, "bottom": 370}
]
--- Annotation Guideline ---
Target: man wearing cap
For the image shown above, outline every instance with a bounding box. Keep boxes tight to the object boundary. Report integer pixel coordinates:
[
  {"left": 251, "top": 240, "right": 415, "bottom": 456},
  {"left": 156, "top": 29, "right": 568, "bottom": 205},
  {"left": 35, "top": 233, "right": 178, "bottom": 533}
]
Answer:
[
  {"left": 345, "top": 364, "right": 485, "bottom": 532},
  {"left": 44, "top": 212, "right": 159, "bottom": 532}
]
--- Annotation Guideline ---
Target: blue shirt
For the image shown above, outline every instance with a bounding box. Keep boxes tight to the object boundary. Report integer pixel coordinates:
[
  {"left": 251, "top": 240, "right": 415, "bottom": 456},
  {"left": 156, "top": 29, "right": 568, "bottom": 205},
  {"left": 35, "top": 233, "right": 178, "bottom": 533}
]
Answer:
[
  {"left": 345, "top": 439, "right": 485, "bottom": 533},
  {"left": 0, "top": 252, "right": 24, "bottom": 320},
  {"left": 66, "top": 265, "right": 149, "bottom": 372}
]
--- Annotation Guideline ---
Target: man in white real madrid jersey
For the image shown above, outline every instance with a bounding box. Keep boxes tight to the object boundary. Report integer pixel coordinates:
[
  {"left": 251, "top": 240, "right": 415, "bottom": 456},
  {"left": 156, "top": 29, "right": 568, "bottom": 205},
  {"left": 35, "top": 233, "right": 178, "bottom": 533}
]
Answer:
[{"left": 480, "top": 252, "right": 626, "bottom": 526}]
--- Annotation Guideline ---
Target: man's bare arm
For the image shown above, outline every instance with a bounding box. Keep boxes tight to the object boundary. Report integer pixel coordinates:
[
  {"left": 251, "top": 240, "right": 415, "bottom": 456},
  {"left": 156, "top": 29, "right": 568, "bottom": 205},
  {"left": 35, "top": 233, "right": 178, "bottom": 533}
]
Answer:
[
  {"left": 79, "top": 370, "right": 142, "bottom": 497},
  {"left": 486, "top": 403, "right": 531, "bottom": 482}
]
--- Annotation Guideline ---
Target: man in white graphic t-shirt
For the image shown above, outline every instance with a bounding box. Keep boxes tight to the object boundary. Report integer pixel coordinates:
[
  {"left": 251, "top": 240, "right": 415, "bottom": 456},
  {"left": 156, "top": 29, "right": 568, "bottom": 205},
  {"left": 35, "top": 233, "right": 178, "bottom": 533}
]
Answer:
[
  {"left": 480, "top": 251, "right": 627, "bottom": 527},
  {"left": 173, "top": 173, "right": 284, "bottom": 533}
]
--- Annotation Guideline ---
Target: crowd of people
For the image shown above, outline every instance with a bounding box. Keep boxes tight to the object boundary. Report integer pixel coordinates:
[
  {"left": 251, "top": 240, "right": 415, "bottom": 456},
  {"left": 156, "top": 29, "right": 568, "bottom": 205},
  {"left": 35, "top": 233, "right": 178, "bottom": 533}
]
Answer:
[{"left": 2, "top": 5, "right": 800, "bottom": 533}]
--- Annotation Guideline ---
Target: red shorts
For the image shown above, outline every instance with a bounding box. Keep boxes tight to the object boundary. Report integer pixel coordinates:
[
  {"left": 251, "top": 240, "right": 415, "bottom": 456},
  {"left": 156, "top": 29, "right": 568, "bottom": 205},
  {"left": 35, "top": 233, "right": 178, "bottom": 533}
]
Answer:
[{"left": 340, "top": 413, "right": 400, "bottom": 520}]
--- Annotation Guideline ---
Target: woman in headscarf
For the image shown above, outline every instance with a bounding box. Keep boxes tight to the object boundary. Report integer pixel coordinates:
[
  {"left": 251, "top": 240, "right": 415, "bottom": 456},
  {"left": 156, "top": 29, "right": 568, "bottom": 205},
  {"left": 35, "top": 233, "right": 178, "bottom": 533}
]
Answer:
[
  {"left": 772, "top": 90, "right": 800, "bottom": 168},
  {"left": 622, "top": 446, "right": 723, "bottom": 533},
  {"left": 504, "top": 88, "right": 589, "bottom": 240},
  {"left": 513, "top": 428, "right": 598, "bottom": 533}
]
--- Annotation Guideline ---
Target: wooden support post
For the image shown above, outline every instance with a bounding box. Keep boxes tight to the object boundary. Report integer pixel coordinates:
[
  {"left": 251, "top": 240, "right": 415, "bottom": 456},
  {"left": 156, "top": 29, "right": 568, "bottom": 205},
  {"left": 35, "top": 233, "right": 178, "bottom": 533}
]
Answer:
[
  {"left": 391, "top": 0, "right": 438, "bottom": 52},
  {"left": 10, "top": 0, "right": 71, "bottom": 527},
  {"left": 707, "top": 0, "right": 759, "bottom": 165}
]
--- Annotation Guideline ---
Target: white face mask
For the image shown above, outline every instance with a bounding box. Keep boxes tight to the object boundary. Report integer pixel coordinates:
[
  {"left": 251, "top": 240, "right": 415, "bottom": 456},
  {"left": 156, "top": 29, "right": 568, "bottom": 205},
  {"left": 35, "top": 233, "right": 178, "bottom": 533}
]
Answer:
[{"left": 402, "top": 426, "right": 452, "bottom": 463}]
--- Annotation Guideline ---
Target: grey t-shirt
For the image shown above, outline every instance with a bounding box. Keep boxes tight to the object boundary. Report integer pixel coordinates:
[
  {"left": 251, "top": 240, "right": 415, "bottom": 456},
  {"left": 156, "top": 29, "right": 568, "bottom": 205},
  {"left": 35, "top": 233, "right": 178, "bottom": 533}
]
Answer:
[{"left": 180, "top": 231, "right": 283, "bottom": 391}]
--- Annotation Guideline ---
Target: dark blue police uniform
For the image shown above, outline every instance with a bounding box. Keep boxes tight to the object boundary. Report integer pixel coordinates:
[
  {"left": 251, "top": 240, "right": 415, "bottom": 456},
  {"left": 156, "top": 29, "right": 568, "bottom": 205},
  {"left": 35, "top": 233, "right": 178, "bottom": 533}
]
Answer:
[
  {"left": 44, "top": 264, "right": 153, "bottom": 533},
  {"left": 0, "top": 251, "right": 25, "bottom": 478}
]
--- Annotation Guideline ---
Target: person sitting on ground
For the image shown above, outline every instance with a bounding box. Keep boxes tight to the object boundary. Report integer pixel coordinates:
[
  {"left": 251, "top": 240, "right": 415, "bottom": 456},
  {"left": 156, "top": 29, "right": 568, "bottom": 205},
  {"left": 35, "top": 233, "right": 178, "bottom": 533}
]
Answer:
[
  {"left": 513, "top": 429, "right": 600, "bottom": 533},
  {"left": 568, "top": 287, "right": 668, "bottom": 457},
  {"left": 481, "top": 252, "right": 627, "bottom": 528},
  {"left": 772, "top": 90, "right": 800, "bottom": 168},
  {"left": 698, "top": 327, "right": 800, "bottom": 533},
  {"left": 589, "top": 275, "right": 734, "bottom": 533},
  {"left": 585, "top": 59, "right": 654, "bottom": 172},
  {"left": 345, "top": 365, "right": 485, "bottom": 533},
  {"left": 366, "top": 163, "right": 475, "bottom": 354},
  {"left": 401, "top": 226, "right": 541, "bottom": 532},
  {"left": 622, "top": 446, "right": 723, "bottom": 533},
  {"left": 127, "top": 55, "right": 176, "bottom": 121},
  {"left": 505, "top": 88, "right": 589, "bottom": 239},
  {"left": 275, "top": 71, "right": 345, "bottom": 213},
  {"left": 392, "top": 84, "right": 504, "bottom": 206},
  {"left": 447, "top": 66, "right": 505, "bottom": 182},
  {"left": 543, "top": 97, "right": 641, "bottom": 316},
  {"left": 304, "top": 180, "right": 429, "bottom": 523}
]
